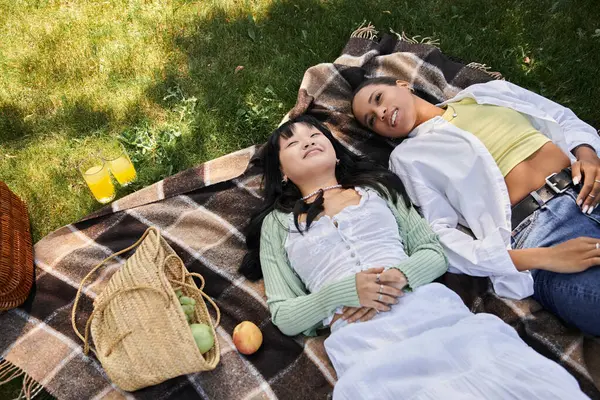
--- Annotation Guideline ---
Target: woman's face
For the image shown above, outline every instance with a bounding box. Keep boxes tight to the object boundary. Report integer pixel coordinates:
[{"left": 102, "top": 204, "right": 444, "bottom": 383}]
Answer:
[
  {"left": 278, "top": 122, "right": 337, "bottom": 184},
  {"left": 352, "top": 81, "right": 417, "bottom": 138}
]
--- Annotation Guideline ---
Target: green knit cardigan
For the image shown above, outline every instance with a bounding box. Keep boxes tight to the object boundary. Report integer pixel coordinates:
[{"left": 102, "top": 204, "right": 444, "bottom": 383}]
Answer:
[{"left": 259, "top": 193, "right": 448, "bottom": 336}]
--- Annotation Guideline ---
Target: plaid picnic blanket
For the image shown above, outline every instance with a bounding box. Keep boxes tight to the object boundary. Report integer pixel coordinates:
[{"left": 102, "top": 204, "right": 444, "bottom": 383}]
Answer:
[{"left": 1, "top": 25, "right": 599, "bottom": 400}]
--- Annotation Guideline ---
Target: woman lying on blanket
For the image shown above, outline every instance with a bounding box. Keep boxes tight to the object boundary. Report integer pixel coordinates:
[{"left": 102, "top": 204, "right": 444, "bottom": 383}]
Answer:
[
  {"left": 239, "top": 114, "right": 587, "bottom": 399},
  {"left": 351, "top": 77, "right": 600, "bottom": 336}
]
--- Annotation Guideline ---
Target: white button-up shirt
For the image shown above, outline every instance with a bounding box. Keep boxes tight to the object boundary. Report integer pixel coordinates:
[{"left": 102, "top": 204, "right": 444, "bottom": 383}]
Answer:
[
  {"left": 285, "top": 187, "right": 409, "bottom": 324},
  {"left": 389, "top": 80, "right": 600, "bottom": 299}
]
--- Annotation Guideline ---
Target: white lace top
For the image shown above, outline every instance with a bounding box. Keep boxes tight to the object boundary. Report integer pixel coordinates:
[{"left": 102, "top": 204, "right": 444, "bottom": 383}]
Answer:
[{"left": 285, "top": 187, "right": 410, "bottom": 325}]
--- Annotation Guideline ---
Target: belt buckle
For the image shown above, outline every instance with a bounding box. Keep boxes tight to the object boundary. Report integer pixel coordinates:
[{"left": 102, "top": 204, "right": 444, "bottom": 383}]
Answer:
[{"left": 545, "top": 173, "right": 568, "bottom": 194}]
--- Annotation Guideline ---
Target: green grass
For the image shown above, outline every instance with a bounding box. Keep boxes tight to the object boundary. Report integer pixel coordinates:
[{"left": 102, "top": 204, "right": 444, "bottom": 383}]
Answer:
[
  {"left": 2, "top": 0, "right": 600, "bottom": 244},
  {"left": 1, "top": 0, "right": 599, "bottom": 397}
]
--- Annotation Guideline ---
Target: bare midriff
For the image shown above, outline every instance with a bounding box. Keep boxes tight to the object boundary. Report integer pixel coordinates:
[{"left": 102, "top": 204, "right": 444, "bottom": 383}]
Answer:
[{"left": 505, "top": 142, "right": 571, "bottom": 205}]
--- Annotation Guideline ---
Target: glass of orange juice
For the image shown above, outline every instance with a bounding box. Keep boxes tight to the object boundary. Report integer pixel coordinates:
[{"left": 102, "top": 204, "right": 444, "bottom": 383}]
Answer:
[
  {"left": 101, "top": 143, "right": 137, "bottom": 187},
  {"left": 79, "top": 157, "right": 116, "bottom": 204}
]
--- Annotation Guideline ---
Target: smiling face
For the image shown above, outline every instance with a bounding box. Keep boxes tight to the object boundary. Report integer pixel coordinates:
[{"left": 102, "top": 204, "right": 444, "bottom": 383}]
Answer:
[
  {"left": 278, "top": 122, "right": 337, "bottom": 186},
  {"left": 352, "top": 80, "right": 417, "bottom": 138}
]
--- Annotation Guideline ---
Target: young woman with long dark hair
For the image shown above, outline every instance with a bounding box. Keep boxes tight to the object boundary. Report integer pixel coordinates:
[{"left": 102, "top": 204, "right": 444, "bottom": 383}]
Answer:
[{"left": 239, "top": 114, "right": 586, "bottom": 399}]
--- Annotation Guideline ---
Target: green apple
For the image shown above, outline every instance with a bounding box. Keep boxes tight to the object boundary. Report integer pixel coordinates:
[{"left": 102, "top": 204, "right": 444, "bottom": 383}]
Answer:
[
  {"left": 179, "top": 296, "right": 196, "bottom": 306},
  {"left": 190, "top": 323, "right": 214, "bottom": 353},
  {"left": 181, "top": 304, "right": 195, "bottom": 316}
]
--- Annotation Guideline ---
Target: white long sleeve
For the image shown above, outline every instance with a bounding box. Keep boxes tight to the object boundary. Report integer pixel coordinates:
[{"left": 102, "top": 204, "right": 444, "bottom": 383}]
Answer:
[
  {"left": 404, "top": 179, "right": 533, "bottom": 299},
  {"left": 387, "top": 79, "right": 599, "bottom": 300},
  {"left": 471, "top": 80, "right": 600, "bottom": 154}
]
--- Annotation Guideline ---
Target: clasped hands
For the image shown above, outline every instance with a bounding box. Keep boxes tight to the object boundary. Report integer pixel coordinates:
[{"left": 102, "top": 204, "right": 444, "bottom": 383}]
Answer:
[{"left": 332, "top": 267, "right": 407, "bottom": 325}]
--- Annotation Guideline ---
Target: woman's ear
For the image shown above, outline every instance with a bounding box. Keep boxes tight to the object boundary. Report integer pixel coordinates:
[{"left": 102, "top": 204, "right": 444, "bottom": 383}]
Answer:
[{"left": 280, "top": 168, "right": 288, "bottom": 183}]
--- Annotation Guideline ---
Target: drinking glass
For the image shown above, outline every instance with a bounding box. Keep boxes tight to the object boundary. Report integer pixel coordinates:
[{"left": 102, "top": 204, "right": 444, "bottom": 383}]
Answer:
[
  {"left": 101, "top": 143, "right": 137, "bottom": 187},
  {"left": 79, "top": 158, "right": 116, "bottom": 204}
]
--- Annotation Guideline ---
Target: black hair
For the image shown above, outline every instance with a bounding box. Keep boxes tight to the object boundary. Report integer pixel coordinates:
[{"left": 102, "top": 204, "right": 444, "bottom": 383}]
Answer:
[
  {"left": 238, "top": 114, "right": 411, "bottom": 280},
  {"left": 350, "top": 76, "right": 440, "bottom": 112},
  {"left": 352, "top": 76, "right": 398, "bottom": 100}
]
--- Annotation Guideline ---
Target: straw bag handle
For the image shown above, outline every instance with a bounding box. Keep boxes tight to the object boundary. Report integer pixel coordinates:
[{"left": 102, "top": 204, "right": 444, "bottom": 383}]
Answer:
[
  {"left": 71, "top": 227, "right": 165, "bottom": 355},
  {"left": 71, "top": 227, "right": 221, "bottom": 355},
  {"left": 99, "top": 258, "right": 222, "bottom": 358},
  {"left": 86, "top": 286, "right": 170, "bottom": 355},
  {"left": 162, "top": 254, "right": 221, "bottom": 328}
]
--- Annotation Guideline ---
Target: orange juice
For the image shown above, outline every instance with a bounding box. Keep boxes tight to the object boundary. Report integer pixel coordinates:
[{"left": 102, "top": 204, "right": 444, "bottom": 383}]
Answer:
[
  {"left": 108, "top": 155, "right": 137, "bottom": 186},
  {"left": 82, "top": 164, "right": 115, "bottom": 204}
]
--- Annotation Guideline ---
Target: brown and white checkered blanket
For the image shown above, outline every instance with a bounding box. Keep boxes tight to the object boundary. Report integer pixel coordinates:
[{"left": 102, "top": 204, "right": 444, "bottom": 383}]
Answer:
[{"left": 1, "top": 26, "right": 599, "bottom": 400}]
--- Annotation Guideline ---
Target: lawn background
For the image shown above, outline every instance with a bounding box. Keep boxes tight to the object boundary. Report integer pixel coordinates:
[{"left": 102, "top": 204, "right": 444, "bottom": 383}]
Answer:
[{"left": 1, "top": 0, "right": 599, "bottom": 398}]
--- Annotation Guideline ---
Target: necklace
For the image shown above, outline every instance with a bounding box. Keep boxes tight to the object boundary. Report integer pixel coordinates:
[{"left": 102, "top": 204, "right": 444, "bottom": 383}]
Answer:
[{"left": 301, "top": 184, "right": 342, "bottom": 201}]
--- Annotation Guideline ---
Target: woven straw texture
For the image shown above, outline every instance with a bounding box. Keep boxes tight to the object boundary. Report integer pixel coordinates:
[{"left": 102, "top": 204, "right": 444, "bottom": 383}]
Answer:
[
  {"left": 72, "top": 227, "right": 220, "bottom": 392},
  {"left": 0, "top": 181, "right": 34, "bottom": 311}
]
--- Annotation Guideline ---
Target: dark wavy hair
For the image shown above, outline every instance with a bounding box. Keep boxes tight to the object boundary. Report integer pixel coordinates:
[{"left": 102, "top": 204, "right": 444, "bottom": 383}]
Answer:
[
  {"left": 351, "top": 76, "right": 440, "bottom": 110},
  {"left": 238, "top": 114, "right": 412, "bottom": 280}
]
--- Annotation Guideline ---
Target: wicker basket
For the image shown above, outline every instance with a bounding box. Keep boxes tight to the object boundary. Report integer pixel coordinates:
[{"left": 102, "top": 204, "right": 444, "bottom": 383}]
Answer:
[
  {"left": 0, "top": 181, "right": 34, "bottom": 312},
  {"left": 71, "top": 227, "right": 220, "bottom": 391}
]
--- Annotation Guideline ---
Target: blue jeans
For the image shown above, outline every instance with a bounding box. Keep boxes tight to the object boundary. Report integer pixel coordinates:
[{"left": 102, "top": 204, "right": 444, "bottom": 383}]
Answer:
[{"left": 512, "top": 187, "right": 600, "bottom": 336}]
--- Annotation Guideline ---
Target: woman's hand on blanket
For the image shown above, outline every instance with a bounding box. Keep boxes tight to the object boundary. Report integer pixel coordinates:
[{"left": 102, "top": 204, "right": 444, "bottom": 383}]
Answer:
[
  {"left": 339, "top": 306, "right": 378, "bottom": 323},
  {"left": 572, "top": 146, "right": 600, "bottom": 213},
  {"left": 355, "top": 267, "right": 403, "bottom": 312}
]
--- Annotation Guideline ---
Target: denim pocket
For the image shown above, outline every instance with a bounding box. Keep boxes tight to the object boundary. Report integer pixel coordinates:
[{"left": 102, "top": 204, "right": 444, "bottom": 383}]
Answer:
[
  {"left": 583, "top": 206, "right": 600, "bottom": 225},
  {"left": 511, "top": 210, "right": 540, "bottom": 249},
  {"left": 563, "top": 187, "right": 600, "bottom": 226}
]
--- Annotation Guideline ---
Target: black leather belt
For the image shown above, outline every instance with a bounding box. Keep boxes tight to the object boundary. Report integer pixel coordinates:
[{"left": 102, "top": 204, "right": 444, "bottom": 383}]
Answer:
[{"left": 511, "top": 168, "right": 573, "bottom": 229}]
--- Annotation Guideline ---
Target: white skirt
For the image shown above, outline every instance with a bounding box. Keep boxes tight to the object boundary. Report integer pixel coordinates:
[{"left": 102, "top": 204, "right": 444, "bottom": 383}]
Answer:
[{"left": 324, "top": 283, "right": 587, "bottom": 400}]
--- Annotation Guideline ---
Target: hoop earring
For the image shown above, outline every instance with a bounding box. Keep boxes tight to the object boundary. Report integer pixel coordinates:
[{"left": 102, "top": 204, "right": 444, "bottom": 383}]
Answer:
[
  {"left": 409, "top": 86, "right": 415, "bottom": 93},
  {"left": 336, "top": 159, "right": 340, "bottom": 165}
]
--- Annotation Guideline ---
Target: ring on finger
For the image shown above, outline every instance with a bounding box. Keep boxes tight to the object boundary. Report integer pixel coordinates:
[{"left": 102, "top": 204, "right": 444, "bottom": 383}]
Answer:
[
  {"left": 375, "top": 273, "right": 381, "bottom": 283},
  {"left": 596, "top": 243, "right": 600, "bottom": 250},
  {"left": 595, "top": 180, "right": 600, "bottom": 184},
  {"left": 379, "top": 284, "right": 384, "bottom": 294},
  {"left": 377, "top": 293, "right": 383, "bottom": 302},
  {"left": 589, "top": 194, "right": 596, "bottom": 198}
]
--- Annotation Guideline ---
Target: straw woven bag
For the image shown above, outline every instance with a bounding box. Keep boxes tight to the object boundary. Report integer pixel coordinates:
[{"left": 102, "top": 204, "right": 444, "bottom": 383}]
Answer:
[
  {"left": 71, "top": 227, "right": 220, "bottom": 391},
  {"left": 0, "top": 181, "right": 34, "bottom": 311}
]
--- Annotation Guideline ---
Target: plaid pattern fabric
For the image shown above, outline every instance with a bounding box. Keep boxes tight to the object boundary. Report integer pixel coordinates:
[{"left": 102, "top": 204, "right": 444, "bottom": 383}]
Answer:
[{"left": 1, "top": 27, "right": 599, "bottom": 399}]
